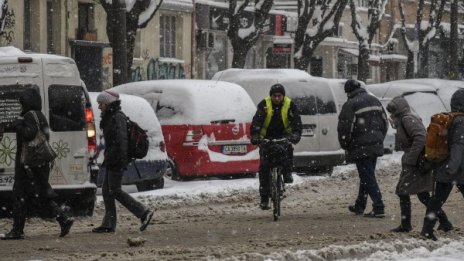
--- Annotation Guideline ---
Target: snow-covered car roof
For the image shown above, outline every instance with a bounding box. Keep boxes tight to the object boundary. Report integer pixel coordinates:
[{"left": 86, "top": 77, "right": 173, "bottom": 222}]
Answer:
[
  {"left": 388, "top": 79, "right": 464, "bottom": 111},
  {"left": 367, "top": 82, "right": 438, "bottom": 99},
  {"left": 89, "top": 92, "right": 167, "bottom": 162},
  {"left": 212, "top": 69, "right": 336, "bottom": 106},
  {"left": 112, "top": 79, "right": 256, "bottom": 125}
]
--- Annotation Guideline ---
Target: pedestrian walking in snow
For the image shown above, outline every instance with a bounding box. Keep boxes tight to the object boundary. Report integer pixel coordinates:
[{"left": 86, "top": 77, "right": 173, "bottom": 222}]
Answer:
[
  {"left": 1, "top": 88, "right": 74, "bottom": 240},
  {"left": 421, "top": 89, "right": 464, "bottom": 241},
  {"left": 386, "top": 96, "right": 452, "bottom": 233},
  {"left": 337, "top": 79, "right": 388, "bottom": 218},
  {"left": 92, "top": 90, "right": 153, "bottom": 233}
]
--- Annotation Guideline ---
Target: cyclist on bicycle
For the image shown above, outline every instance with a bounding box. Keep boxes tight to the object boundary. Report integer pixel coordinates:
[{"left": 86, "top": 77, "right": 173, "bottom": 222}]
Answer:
[{"left": 250, "top": 84, "right": 302, "bottom": 210}]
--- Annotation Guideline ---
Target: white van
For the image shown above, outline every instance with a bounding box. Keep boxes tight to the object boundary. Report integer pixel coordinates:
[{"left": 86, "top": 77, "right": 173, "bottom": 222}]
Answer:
[
  {"left": 89, "top": 92, "right": 168, "bottom": 191},
  {"left": 0, "top": 47, "right": 97, "bottom": 217},
  {"left": 212, "top": 69, "right": 345, "bottom": 174}
]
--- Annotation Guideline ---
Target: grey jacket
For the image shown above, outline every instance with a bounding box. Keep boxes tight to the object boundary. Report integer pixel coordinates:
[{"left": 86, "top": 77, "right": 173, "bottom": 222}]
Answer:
[
  {"left": 387, "top": 96, "right": 433, "bottom": 195},
  {"left": 435, "top": 89, "right": 464, "bottom": 185}
]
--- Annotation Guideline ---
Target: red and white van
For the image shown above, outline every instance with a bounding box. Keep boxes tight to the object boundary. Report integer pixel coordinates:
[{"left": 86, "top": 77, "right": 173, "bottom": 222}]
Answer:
[{"left": 112, "top": 80, "right": 259, "bottom": 180}]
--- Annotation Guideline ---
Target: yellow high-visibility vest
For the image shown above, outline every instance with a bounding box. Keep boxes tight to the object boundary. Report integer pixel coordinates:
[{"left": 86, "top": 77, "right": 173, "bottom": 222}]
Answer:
[{"left": 259, "top": 96, "right": 292, "bottom": 138}]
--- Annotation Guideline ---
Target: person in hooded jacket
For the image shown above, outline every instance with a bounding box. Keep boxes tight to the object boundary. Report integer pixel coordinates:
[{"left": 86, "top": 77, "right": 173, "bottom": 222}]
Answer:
[
  {"left": 421, "top": 89, "right": 464, "bottom": 241},
  {"left": 1, "top": 89, "right": 74, "bottom": 240},
  {"left": 386, "top": 96, "right": 452, "bottom": 233},
  {"left": 92, "top": 90, "right": 154, "bottom": 233},
  {"left": 338, "top": 79, "right": 388, "bottom": 218},
  {"left": 250, "top": 84, "right": 302, "bottom": 210}
]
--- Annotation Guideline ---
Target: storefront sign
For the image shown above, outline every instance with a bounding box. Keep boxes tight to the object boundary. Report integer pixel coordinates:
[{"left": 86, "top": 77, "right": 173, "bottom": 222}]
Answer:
[{"left": 272, "top": 43, "right": 292, "bottom": 53}]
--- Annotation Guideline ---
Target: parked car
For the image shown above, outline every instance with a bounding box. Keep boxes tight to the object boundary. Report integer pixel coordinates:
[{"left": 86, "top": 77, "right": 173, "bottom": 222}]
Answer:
[
  {"left": 367, "top": 82, "right": 448, "bottom": 127},
  {"left": 388, "top": 78, "right": 464, "bottom": 111},
  {"left": 0, "top": 47, "right": 97, "bottom": 217},
  {"left": 111, "top": 80, "right": 260, "bottom": 180},
  {"left": 212, "top": 69, "right": 345, "bottom": 174},
  {"left": 327, "top": 79, "right": 395, "bottom": 153},
  {"left": 89, "top": 92, "right": 168, "bottom": 191}
]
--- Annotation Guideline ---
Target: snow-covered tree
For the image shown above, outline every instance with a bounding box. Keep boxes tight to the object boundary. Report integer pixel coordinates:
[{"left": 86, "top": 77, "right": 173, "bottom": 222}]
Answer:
[
  {"left": 294, "top": 0, "right": 348, "bottom": 71},
  {"left": 227, "top": 0, "right": 274, "bottom": 68},
  {"left": 449, "top": 0, "right": 459, "bottom": 79},
  {"left": 349, "top": 0, "right": 388, "bottom": 82},
  {"left": 398, "top": 0, "right": 446, "bottom": 78},
  {"left": 99, "top": 0, "right": 163, "bottom": 85}
]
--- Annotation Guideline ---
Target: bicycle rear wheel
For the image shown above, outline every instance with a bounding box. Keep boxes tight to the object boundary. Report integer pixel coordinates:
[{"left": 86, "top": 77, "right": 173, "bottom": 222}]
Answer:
[{"left": 271, "top": 168, "right": 281, "bottom": 221}]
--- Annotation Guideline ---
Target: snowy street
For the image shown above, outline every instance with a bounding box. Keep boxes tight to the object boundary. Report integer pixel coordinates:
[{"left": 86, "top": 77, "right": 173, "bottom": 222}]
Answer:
[{"left": 1, "top": 152, "right": 464, "bottom": 260}]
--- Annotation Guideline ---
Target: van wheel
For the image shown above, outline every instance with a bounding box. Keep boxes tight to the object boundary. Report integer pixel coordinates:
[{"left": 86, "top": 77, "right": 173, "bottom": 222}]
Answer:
[
  {"left": 166, "top": 159, "right": 181, "bottom": 181},
  {"left": 136, "top": 180, "right": 156, "bottom": 192}
]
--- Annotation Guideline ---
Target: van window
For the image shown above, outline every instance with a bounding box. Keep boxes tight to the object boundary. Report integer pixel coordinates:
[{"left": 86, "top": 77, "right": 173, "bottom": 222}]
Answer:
[
  {"left": 292, "top": 95, "right": 336, "bottom": 115},
  {"left": 49, "top": 85, "right": 86, "bottom": 132},
  {"left": 0, "top": 85, "right": 40, "bottom": 132}
]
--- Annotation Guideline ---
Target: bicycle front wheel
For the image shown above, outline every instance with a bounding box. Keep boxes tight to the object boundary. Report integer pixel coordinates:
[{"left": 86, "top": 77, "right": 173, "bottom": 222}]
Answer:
[{"left": 271, "top": 168, "right": 280, "bottom": 221}]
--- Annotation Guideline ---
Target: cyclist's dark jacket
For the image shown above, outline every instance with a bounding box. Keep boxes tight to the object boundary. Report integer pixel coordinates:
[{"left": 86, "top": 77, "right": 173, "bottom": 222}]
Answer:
[
  {"left": 251, "top": 97, "right": 302, "bottom": 141},
  {"left": 337, "top": 88, "right": 388, "bottom": 162}
]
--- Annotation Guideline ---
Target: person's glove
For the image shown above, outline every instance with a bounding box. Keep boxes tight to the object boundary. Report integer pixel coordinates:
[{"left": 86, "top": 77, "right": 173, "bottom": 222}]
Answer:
[
  {"left": 250, "top": 134, "right": 260, "bottom": 145},
  {"left": 416, "top": 149, "right": 433, "bottom": 174},
  {"left": 286, "top": 133, "right": 301, "bottom": 144}
]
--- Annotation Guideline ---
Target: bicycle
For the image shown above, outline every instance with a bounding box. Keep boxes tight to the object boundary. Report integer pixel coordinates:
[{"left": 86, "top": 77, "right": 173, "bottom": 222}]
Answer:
[{"left": 261, "top": 138, "right": 290, "bottom": 221}]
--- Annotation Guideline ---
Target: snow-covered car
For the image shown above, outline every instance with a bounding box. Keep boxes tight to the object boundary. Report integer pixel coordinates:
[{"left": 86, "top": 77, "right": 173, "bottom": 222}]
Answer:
[
  {"left": 327, "top": 79, "right": 395, "bottom": 154},
  {"left": 212, "top": 69, "right": 345, "bottom": 174},
  {"left": 89, "top": 92, "right": 168, "bottom": 191},
  {"left": 111, "top": 80, "right": 260, "bottom": 180},
  {"left": 388, "top": 78, "right": 464, "bottom": 111}
]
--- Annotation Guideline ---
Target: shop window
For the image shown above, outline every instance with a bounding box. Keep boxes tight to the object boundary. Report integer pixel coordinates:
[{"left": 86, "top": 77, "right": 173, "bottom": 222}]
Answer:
[
  {"left": 310, "top": 57, "right": 323, "bottom": 77},
  {"left": 160, "top": 16, "right": 176, "bottom": 58},
  {"left": 77, "top": 3, "right": 96, "bottom": 41}
]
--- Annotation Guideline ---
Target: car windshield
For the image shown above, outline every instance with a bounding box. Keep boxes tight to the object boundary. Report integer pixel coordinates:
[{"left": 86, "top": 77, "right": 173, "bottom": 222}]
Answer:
[{"left": 404, "top": 92, "right": 446, "bottom": 127}]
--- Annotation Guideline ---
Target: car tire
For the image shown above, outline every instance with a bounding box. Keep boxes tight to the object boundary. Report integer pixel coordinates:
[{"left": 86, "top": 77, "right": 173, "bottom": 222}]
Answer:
[
  {"left": 136, "top": 180, "right": 155, "bottom": 192},
  {"left": 166, "top": 159, "right": 181, "bottom": 181},
  {"left": 153, "top": 177, "right": 164, "bottom": 189}
]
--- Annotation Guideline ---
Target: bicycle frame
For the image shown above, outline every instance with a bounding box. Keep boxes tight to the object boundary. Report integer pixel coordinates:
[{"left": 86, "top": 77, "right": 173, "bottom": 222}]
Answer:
[{"left": 261, "top": 138, "right": 289, "bottom": 221}]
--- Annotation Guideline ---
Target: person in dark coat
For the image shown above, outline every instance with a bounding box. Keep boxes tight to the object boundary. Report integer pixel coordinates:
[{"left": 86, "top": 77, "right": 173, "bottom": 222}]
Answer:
[
  {"left": 386, "top": 96, "right": 452, "bottom": 232},
  {"left": 421, "top": 89, "right": 464, "bottom": 240},
  {"left": 1, "top": 88, "right": 74, "bottom": 240},
  {"left": 337, "top": 80, "right": 388, "bottom": 218},
  {"left": 92, "top": 90, "right": 154, "bottom": 233},
  {"left": 250, "top": 84, "right": 302, "bottom": 210}
]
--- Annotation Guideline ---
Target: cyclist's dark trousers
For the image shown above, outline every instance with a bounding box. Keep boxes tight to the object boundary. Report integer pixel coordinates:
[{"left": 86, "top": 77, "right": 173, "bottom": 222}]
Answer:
[
  {"left": 258, "top": 145, "right": 293, "bottom": 197},
  {"left": 12, "top": 165, "right": 69, "bottom": 233},
  {"left": 354, "top": 157, "right": 384, "bottom": 213},
  {"left": 422, "top": 182, "right": 464, "bottom": 234}
]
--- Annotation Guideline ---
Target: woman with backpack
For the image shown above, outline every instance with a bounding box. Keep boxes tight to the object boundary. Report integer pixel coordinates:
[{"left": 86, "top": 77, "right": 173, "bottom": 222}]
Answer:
[
  {"left": 92, "top": 90, "right": 153, "bottom": 233},
  {"left": 386, "top": 96, "right": 453, "bottom": 233},
  {"left": 421, "top": 89, "right": 464, "bottom": 240}
]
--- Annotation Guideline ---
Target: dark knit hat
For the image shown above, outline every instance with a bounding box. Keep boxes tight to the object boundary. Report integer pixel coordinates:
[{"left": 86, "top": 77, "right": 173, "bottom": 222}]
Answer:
[
  {"left": 269, "top": 83, "right": 286, "bottom": 96},
  {"left": 344, "top": 79, "right": 361, "bottom": 93}
]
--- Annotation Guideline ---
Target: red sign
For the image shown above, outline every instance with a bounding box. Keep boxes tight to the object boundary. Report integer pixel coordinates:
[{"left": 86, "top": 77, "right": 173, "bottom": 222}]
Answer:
[{"left": 272, "top": 44, "right": 291, "bottom": 53}]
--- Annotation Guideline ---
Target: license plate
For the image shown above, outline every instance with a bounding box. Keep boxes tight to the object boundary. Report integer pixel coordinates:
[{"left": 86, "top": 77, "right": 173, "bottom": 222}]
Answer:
[
  {"left": 222, "top": 145, "right": 247, "bottom": 154},
  {"left": 0, "top": 175, "right": 14, "bottom": 186},
  {"left": 302, "top": 128, "right": 314, "bottom": 136}
]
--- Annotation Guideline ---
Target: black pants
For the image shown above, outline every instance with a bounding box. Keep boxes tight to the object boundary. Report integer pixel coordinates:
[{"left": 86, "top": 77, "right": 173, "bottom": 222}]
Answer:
[
  {"left": 100, "top": 168, "right": 147, "bottom": 229},
  {"left": 12, "top": 165, "right": 68, "bottom": 233},
  {"left": 354, "top": 157, "right": 384, "bottom": 213},
  {"left": 258, "top": 144, "right": 293, "bottom": 197},
  {"left": 422, "top": 182, "right": 464, "bottom": 233},
  {"left": 398, "top": 192, "right": 435, "bottom": 217}
]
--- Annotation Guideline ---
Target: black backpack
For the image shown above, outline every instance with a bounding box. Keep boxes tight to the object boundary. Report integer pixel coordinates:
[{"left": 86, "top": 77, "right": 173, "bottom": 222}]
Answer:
[{"left": 126, "top": 117, "right": 149, "bottom": 160}]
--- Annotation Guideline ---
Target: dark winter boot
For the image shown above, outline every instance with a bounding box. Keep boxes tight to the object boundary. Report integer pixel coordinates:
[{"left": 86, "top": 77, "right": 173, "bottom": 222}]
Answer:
[
  {"left": 283, "top": 173, "right": 293, "bottom": 184},
  {"left": 1, "top": 230, "right": 25, "bottom": 240},
  {"left": 348, "top": 205, "right": 364, "bottom": 215},
  {"left": 390, "top": 215, "right": 412, "bottom": 233},
  {"left": 260, "top": 196, "right": 270, "bottom": 210},
  {"left": 420, "top": 217, "right": 437, "bottom": 241},
  {"left": 437, "top": 211, "right": 454, "bottom": 232},
  {"left": 58, "top": 217, "right": 74, "bottom": 237}
]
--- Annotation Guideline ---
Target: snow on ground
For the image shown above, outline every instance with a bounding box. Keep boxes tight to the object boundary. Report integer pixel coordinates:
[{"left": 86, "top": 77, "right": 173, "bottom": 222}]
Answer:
[{"left": 94, "top": 152, "right": 464, "bottom": 260}]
